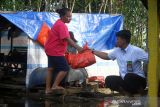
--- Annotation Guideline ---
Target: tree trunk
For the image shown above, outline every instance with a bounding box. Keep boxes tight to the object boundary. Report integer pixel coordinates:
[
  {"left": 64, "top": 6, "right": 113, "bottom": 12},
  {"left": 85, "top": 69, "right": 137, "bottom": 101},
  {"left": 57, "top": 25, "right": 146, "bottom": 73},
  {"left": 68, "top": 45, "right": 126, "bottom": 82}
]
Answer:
[
  {"left": 65, "top": 0, "right": 68, "bottom": 8},
  {"left": 99, "top": 0, "right": 104, "bottom": 13},
  {"left": 103, "top": 0, "right": 108, "bottom": 13},
  {"left": 88, "top": 3, "right": 91, "bottom": 13},
  {"left": 37, "top": 0, "right": 42, "bottom": 12},
  {"left": 12, "top": 0, "right": 16, "bottom": 11},
  {"left": 29, "top": 0, "right": 32, "bottom": 6},
  {"left": 71, "top": 0, "right": 76, "bottom": 12}
]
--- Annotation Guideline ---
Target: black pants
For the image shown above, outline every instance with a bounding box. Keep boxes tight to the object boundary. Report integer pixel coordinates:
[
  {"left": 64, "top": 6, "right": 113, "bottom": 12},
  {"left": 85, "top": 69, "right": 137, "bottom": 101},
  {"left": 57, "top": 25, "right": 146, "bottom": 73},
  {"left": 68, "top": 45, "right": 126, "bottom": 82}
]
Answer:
[{"left": 105, "top": 73, "right": 146, "bottom": 94}]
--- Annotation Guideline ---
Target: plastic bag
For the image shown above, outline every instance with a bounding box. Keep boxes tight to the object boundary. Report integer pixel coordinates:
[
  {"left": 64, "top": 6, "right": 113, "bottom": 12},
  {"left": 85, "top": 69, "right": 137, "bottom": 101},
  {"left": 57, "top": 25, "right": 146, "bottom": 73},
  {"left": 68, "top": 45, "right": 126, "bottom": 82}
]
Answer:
[
  {"left": 71, "top": 49, "right": 96, "bottom": 69},
  {"left": 88, "top": 76, "right": 105, "bottom": 88},
  {"left": 65, "top": 44, "right": 96, "bottom": 69},
  {"left": 37, "top": 22, "right": 50, "bottom": 46},
  {"left": 65, "top": 52, "right": 76, "bottom": 65}
]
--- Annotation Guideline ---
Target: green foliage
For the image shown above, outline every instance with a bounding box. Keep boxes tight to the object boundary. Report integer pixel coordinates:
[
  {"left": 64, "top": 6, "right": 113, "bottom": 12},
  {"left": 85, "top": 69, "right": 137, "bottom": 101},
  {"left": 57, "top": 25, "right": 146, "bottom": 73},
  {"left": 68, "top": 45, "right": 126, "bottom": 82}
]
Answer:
[{"left": 122, "top": 0, "right": 147, "bottom": 49}]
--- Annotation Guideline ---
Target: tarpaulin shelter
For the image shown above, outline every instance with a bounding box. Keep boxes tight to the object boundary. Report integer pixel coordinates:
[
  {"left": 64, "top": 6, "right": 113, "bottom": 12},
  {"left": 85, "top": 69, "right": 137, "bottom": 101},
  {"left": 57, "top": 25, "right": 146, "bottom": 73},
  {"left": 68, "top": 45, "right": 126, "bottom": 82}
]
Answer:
[{"left": 0, "top": 12, "right": 123, "bottom": 88}]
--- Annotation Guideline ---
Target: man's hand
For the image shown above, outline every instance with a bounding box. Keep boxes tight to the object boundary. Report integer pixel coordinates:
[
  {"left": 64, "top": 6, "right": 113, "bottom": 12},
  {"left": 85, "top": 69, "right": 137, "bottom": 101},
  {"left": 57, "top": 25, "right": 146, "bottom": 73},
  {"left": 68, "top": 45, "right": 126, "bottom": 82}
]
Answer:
[
  {"left": 77, "top": 47, "right": 83, "bottom": 53},
  {"left": 90, "top": 49, "right": 110, "bottom": 60}
]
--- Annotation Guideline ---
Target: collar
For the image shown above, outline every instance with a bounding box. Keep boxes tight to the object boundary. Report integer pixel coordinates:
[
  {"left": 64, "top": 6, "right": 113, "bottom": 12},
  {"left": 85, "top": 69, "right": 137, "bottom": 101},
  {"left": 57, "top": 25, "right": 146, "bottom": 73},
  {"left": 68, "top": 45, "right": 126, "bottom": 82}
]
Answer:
[{"left": 121, "top": 44, "right": 131, "bottom": 53}]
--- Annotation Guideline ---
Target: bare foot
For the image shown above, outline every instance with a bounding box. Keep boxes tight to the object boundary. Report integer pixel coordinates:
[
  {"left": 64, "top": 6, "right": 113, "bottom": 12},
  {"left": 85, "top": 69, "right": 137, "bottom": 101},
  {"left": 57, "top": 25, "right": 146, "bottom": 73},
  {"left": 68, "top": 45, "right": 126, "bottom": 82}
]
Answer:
[
  {"left": 51, "top": 86, "right": 65, "bottom": 90},
  {"left": 45, "top": 89, "right": 52, "bottom": 94}
]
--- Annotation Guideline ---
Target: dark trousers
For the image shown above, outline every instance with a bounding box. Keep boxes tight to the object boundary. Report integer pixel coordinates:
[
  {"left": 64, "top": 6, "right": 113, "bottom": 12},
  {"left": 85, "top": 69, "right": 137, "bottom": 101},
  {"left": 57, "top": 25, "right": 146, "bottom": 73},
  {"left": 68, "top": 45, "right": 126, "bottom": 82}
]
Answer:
[{"left": 105, "top": 73, "right": 146, "bottom": 94}]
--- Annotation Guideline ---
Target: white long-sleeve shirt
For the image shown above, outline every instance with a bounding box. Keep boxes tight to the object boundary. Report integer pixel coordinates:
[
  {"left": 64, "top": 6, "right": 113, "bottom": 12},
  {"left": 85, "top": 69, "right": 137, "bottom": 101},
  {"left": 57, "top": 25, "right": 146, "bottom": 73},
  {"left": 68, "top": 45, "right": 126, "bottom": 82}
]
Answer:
[{"left": 108, "top": 44, "right": 148, "bottom": 79}]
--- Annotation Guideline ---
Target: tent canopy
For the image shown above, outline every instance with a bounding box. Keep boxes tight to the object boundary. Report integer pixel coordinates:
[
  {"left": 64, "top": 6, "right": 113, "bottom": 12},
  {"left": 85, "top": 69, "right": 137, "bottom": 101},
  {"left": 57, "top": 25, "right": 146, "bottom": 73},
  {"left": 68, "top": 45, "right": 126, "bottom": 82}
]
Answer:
[{"left": 0, "top": 12, "right": 123, "bottom": 51}]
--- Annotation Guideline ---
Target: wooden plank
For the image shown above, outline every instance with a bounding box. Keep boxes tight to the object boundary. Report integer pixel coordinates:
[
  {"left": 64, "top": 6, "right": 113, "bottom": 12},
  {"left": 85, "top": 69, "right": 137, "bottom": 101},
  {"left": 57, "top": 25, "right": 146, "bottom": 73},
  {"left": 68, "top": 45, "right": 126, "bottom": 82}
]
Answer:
[
  {"left": 0, "top": 83, "right": 25, "bottom": 90},
  {"left": 148, "top": 0, "right": 159, "bottom": 107},
  {"left": 38, "top": 82, "right": 98, "bottom": 96},
  {"left": 82, "top": 82, "right": 99, "bottom": 92},
  {"left": 98, "top": 88, "right": 112, "bottom": 95},
  {"left": 66, "top": 87, "right": 83, "bottom": 94}
]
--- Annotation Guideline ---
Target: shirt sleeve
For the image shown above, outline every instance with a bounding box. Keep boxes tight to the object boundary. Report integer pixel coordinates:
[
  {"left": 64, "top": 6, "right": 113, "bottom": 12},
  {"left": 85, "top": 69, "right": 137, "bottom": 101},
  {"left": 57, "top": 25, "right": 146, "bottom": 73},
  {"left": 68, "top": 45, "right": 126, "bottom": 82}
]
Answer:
[
  {"left": 108, "top": 48, "right": 117, "bottom": 60},
  {"left": 136, "top": 48, "right": 148, "bottom": 63}
]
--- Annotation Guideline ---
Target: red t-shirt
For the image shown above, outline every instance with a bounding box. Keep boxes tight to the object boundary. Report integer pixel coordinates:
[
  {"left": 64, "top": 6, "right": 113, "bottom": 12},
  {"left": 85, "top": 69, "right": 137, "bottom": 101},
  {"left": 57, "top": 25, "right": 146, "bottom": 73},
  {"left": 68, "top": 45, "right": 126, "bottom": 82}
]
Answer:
[{"left": 44, "top": 19, "right": 70, "bottom": 56}]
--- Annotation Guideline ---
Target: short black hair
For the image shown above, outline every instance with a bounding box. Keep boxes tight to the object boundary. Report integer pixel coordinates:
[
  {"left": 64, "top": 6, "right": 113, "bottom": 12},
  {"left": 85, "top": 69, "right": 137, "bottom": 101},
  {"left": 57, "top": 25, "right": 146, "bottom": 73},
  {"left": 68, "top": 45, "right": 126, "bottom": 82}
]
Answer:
[
  {"left": 116, "top": 30, "right": 131, "bottom": 43},
  {"left": 56, "top": 8, "right": 71, "bottom": 17}
]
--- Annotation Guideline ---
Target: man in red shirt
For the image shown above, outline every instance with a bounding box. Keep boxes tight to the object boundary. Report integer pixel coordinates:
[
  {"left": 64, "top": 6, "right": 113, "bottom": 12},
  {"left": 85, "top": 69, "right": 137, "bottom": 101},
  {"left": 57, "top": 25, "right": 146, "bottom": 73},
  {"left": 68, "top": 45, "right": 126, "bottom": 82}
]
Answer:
[{"left": 44, "top": 8, "right": 83, "bottom": 94}]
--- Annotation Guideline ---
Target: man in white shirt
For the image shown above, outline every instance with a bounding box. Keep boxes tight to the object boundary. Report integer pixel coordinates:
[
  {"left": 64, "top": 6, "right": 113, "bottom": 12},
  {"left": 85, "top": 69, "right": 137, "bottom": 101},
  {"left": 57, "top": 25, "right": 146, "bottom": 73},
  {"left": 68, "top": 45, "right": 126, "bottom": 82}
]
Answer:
[{"left": 92, "top": 30, "right": 148, "bottom": 95}]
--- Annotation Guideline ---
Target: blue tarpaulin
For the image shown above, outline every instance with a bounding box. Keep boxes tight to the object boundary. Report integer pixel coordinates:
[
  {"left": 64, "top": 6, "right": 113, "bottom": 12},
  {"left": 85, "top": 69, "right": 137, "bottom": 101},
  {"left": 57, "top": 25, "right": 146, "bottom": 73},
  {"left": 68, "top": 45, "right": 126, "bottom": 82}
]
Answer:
[{"left": 0, "top": 12, "right": 123, "bottom": 51}]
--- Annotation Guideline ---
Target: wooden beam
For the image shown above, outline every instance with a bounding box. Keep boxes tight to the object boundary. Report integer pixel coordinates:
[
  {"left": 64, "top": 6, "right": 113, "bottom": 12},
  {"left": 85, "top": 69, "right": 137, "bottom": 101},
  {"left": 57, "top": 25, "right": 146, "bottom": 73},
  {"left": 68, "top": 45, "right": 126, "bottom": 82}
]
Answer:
[{"left": 148, "top": 0, "right": 159, "bottom": 107}]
